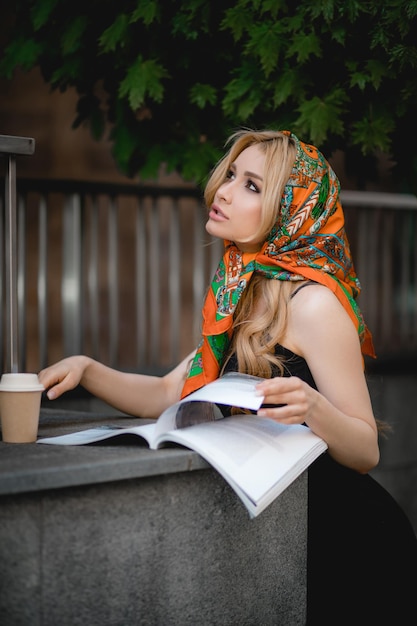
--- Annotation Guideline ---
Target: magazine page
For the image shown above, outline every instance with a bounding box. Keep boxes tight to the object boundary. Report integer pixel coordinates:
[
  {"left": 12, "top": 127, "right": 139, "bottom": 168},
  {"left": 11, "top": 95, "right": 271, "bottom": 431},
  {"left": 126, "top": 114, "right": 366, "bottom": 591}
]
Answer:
[
  {"left": 181, "top": 372, "right": 265, "bottom": 409},
  {"left": 37, "top": 423, "right": 157, "bottom": 446},
  {"left": 157, "top": 415, "right": 327, "bottom": 517},
  {"left": 152, "top": 372, "right": 265, "bottom": 440}
]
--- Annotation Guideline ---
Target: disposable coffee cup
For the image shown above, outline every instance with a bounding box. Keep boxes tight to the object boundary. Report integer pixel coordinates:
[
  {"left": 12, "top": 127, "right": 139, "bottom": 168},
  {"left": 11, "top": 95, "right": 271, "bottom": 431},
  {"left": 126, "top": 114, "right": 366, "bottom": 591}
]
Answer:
[{"left": 0, "top": 373, "right": 44, "bottom": 443}]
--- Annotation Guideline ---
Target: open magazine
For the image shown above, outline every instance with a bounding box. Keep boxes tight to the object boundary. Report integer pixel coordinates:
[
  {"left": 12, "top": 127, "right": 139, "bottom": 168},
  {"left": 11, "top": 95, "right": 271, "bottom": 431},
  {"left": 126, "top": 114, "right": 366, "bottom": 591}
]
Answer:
[{"left": 37, "top": 372, "right": 328, "bottom": 518}]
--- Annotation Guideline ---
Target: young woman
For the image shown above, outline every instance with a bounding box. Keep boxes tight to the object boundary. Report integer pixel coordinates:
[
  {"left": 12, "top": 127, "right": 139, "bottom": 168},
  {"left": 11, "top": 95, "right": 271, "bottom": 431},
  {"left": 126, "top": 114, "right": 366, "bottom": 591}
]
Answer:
[{"left": 39, "top": 129, "right": 417, "bottom": 624}]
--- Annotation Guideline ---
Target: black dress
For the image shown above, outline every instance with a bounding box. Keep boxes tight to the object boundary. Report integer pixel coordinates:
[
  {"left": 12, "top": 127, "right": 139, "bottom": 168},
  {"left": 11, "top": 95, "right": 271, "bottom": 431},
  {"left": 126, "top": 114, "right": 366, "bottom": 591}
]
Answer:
[{"left": 222, "top": 347, "right": 417, "bottom": 625}]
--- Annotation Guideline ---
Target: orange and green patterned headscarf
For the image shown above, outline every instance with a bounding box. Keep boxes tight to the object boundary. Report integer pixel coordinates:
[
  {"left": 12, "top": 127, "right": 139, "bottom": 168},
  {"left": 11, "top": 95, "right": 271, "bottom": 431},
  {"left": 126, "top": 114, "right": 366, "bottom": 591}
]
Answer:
[{"left": 181, "top": 131, "right": 375, "bottom": 398}]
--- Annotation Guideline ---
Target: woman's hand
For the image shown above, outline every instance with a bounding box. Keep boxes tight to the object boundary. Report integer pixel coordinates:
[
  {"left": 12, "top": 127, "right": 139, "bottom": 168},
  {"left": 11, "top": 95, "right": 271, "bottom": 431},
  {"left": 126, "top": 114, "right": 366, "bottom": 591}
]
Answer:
[
  {"left": 256, "top": 376, "right": 317, "bottom": 425},
  {"left": 38, "top": 355, "right": 91, "bottom": 400}
]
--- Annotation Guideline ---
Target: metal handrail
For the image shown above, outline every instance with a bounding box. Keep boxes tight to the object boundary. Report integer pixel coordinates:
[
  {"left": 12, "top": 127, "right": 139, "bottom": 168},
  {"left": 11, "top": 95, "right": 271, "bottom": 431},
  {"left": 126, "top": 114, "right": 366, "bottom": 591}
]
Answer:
[{"left": 0, "top": 135, "right": 35, "bottom": 373}]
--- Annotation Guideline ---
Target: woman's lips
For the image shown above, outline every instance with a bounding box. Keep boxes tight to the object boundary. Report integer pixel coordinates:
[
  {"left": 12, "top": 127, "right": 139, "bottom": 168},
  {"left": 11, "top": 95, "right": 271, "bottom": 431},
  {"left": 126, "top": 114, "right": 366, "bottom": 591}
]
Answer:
[{"left": 208, "top": 205, "right": 229, "bottom": 221}]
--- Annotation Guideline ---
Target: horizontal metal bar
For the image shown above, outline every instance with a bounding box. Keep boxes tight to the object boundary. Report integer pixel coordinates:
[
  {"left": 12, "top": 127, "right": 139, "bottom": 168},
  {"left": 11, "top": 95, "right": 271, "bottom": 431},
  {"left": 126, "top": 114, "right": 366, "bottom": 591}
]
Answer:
[
  {"left": 341, "top": 190, "right": 417, "bottom": 209},
  {"left": 0, "top": 135, "right": 35, "bottom": 156},
  {"left": 17, "top": 177, "right": 202, "bottom": 199}
]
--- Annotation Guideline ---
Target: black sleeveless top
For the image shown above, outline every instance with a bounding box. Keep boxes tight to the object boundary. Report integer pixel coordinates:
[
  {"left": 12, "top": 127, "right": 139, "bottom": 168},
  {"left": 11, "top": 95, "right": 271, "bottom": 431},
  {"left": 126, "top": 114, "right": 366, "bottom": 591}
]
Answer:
[{"left": 223, "top": 344, "right": 316, "bottom": 385}]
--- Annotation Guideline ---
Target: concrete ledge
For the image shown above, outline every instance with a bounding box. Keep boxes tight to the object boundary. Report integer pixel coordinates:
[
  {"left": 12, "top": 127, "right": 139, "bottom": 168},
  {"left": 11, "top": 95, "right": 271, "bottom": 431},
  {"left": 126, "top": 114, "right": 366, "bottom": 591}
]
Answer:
[
  {"left": 0, "top": 408, "right": 210, "bottom": 496},
  {"left": 0, "top": 408, "right": 308, "bottom": 625}
]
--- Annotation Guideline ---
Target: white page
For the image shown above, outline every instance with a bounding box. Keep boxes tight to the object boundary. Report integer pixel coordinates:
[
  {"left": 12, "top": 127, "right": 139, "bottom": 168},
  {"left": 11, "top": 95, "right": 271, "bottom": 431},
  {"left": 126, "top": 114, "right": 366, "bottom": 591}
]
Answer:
[
  {"left": 38, "top": 423, "right": 156, "bottom": 446},
  {"left": 158, "top": 416, "right": 327, "bottom": 516},
  {"left": 184, "top": 372, "right": 264, "bottom": 410},
  {"left": 153, "top": 372, "right": 264, "bottom": 438}
]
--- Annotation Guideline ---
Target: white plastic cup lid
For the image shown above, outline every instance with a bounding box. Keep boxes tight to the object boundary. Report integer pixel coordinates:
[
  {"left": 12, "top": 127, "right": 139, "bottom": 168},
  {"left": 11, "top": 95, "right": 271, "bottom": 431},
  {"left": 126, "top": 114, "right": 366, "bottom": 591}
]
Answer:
[{"left": 0, "top": 373, "right": 44, "bottom": 392}]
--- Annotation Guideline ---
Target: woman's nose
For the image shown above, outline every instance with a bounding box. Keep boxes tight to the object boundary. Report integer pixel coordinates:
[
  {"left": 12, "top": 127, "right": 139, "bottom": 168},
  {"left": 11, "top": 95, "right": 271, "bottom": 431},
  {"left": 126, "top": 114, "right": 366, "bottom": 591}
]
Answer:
[{"left": 217, "top": 181, "right": 232, "bottom": 202}]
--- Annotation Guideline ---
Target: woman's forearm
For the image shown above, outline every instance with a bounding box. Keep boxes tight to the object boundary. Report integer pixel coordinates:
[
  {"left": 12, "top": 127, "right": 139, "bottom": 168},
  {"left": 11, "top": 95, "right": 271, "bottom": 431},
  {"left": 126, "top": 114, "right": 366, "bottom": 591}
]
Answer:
[{"left": 40, "top": 353, "right": 192, "bottom": 419}]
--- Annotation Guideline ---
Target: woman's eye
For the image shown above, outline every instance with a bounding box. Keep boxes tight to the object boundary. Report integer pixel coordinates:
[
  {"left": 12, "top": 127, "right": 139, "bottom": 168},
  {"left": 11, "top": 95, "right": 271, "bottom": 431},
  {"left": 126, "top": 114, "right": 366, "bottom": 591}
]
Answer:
[
  {"left": 247, "top": 179, "right": 260, "bottom": 193},
  {"left": 226, "top": 169, "right": 235, "bottom": 180}
]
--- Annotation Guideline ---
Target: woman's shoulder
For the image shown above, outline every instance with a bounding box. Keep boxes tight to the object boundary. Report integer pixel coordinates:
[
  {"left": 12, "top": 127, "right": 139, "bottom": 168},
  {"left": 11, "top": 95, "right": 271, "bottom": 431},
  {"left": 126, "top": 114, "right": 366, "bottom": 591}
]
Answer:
[
  {"left": 286, "top": 282, "right": 360, "bottom": 356},
  {"left": 290, "top": 282, "right": 348, "bottom": 319}
]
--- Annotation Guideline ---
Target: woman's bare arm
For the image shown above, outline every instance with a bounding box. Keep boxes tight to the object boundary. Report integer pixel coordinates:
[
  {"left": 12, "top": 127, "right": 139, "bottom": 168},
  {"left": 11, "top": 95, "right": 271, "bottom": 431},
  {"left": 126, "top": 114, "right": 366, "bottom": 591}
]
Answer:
[
  {"left": 38, "top": 352, "right": 194, "bottom": 419},
  {"left": 256, "top": 285, "right": 380, "bottom": 473}
]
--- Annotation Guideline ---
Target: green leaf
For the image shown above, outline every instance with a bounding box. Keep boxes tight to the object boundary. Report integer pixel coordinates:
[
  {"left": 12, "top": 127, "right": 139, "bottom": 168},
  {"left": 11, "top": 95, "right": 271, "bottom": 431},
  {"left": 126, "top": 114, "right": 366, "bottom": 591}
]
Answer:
[
  {"left": 351, "top": 115, "right": 395, "bottom": 154},
  {"left": 308, "top": 0, "right": 365, "bottom": 23},
  {"left": 110, "top": 116, "right": 139, "bottom": 176},
  {"left": 236, "top": 91, "right": 262, "bottom": 120},
  {"left": 222, "top": 70, "right": 255, "bottom": 116},
  {"left": 131, "top": 0, "right": 160, "bottom": 25},
  {"left": 389, "top": 44, "right": 417, "bottom": 71},
  {"left": 286, "top": 32, "right": 321, "bottom": 63},
  {"left": 295, "top": 89, "right": 348, "bottom": 144},
  {"left": 404, "top": 0, "right": 417, "bottom": 20},
  {"left": 365, "top": 59, "right": 388, "bottom": 90},
  {"left": 244, "top": 22, "right": 285, "bottom": 76},
  {"left": 220, "top": 4, "right": 252, "bottom": 41},
  {"left": 99, "top": 14, "right": 130, "bottom": 53},
  {"left": 189, "top": 83, "right": 217, "bottom": 108},
  {"left": 72, "top": 94, "right": 105, "bottom": 140},
  {"left": 330, "top": 24, "right": 348, "bottom": 46},
  {"left": 30, "top": 0, "right": 59, "bottom": 31},
  {"left": 61, "top": 16, "right": 88, "bottom": 55},
  {"left": 180, "top": 138, "right": 223, "bottom": 184},
  {"left": 119, "top": 57, "right": 169, "bottom": 109},
  {"left": 349, "top": 60, "right": 388, "bottom": 91},
  {"left": 0, "top": 37, "right": 43, "bottom": 78},
  {"left": 307, "top": 0, "right": 336, "bottom": 22},
  {"left": 138, "top": 143, "right": 166, "bottom": 180},
  {"left": 51, "top": 57, "right": 82, "bottom": 85},
  {"left": 349, "top": 70, "right": 368, "bottom": 91},
  {"left": 258, "top": 0, "right": 287, "bottom": 20},
  {"left": 272, "top": 69, "right": 303, "bottom": 106},
  {"left": 171, "top": 0, "right": 212, "bottom": 39}
]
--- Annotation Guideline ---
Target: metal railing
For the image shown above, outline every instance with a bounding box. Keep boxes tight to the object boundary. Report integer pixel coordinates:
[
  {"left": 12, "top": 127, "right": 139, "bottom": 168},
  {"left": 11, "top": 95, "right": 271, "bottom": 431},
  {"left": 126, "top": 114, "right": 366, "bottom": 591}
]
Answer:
[
  {"left": 341, "top": 190, "right": 417, "bottom": 362},
  {"left": 0, "top": 176, "right": 224, "bottom": 374},
  {"left": 1, "top": 153, "right": 416, "bottom": 375}
]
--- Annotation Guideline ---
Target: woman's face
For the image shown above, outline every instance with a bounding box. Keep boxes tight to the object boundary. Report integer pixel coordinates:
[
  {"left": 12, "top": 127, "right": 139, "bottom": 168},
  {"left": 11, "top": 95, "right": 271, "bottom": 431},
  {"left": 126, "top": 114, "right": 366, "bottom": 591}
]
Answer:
[{"left": 206, "top": 144, "right": 266, "bottom": 253}]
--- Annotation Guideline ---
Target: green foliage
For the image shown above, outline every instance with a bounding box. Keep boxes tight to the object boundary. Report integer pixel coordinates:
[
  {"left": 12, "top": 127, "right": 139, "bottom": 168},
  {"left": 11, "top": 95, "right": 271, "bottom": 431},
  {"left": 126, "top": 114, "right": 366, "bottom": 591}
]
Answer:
[
  {"left": 30, "top": 0, "right": 59, "bottom": 30},
  {"left": 1, "top": 37, "right": 43, "bottom": 77},
  {"left": 119, "top": 57, "right": 169, "bottom": 109},
  {"left": 1, "top": 0, "right": 417, "bottom": 191},
  {"left": 190, "top": 84, "right": 217, "bottom": 109},
  {"left": 99, "top": 14, "right": 130, "bottom": 53},
  {"left": 296, "top": 90, "right": 348, "bottom": 144},
  {"left": 61, "top": 16, "right": 88, "bottom": 55},
  {"left": 130, "top": 1, "right": 160, "bottom": 26}
]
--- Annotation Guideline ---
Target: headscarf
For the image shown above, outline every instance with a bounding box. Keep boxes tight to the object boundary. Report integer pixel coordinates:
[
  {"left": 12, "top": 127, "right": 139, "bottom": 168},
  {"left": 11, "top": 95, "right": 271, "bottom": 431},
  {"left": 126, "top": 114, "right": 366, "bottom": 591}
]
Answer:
[{"left": 181, "top": 131, "right": 375, "bottom": 398}]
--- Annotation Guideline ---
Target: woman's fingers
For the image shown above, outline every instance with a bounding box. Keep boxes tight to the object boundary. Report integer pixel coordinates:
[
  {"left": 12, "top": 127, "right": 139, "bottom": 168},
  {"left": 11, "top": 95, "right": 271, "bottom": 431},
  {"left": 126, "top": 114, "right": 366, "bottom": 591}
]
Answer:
[
  {"left": 256, "top": 376, "right": 310, "bottom": 423},
  {"left": 38, "top": 358, "right": 83, "bottom": 399}
]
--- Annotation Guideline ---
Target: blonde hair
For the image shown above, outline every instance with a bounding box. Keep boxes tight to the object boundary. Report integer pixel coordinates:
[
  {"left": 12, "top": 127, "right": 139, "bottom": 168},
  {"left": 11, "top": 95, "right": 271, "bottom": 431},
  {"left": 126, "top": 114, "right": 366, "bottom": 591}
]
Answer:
[
  {"left": 208, "top": 129, "right": 299, "bottom": 380},
  {"left": 221, "top": 275, "right": 298, "bottom": 380}
]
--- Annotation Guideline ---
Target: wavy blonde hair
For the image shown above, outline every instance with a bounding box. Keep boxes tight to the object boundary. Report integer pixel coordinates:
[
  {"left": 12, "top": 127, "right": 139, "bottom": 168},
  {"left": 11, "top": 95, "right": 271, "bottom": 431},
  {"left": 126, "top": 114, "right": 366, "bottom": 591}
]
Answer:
[
  {"left": 207, "top": 129, "right": 299, "bottom": 378},
  {"left": 220, "top": 275, "right": 298, "bottom": 379}
]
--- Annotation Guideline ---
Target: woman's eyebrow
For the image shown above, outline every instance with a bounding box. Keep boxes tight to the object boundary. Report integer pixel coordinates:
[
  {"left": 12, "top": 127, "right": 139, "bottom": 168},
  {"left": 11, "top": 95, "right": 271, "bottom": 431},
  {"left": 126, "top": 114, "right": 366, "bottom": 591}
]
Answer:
[
  {"left": 244, "top": 170, "right": 263, "bottom": 181},
  {"left": 230, "top": 162, "right": 263, "bottom": 182}
]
